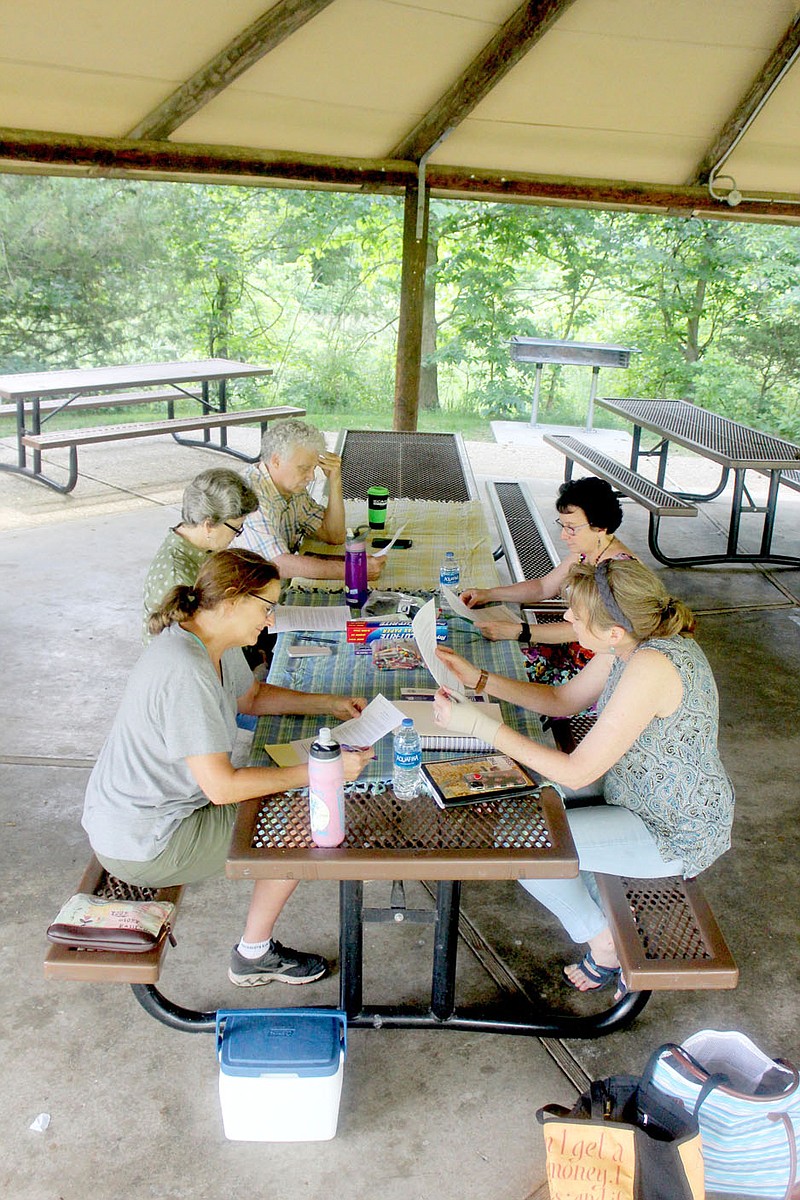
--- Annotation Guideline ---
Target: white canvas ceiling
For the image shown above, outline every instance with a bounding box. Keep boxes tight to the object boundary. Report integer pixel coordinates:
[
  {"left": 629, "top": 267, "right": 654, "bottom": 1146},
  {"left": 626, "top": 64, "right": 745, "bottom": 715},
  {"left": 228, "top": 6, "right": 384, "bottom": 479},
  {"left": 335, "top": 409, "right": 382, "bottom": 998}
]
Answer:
[{"left": 1, "top": 0, "right": 799, "bottom": 221}]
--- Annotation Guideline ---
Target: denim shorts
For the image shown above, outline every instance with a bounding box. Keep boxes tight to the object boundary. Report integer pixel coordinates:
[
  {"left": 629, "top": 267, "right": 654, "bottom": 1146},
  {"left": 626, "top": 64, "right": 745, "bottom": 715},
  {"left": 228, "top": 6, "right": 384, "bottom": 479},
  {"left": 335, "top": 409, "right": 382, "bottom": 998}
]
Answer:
[{"left": 95, "top": 803, "right": 238, "bottom": 888}]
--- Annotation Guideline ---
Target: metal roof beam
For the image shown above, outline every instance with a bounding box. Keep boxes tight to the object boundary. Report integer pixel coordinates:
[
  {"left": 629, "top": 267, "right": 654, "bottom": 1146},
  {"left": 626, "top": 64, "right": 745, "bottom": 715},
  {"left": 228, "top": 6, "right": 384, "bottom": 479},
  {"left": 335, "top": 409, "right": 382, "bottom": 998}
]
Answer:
[
  {"left": 125, "top": 0, "right": 336, "bottom": 141},
  {"left": 387, "top": 0, "right": 578, "bottom": 163},
  {"left": 690, "top": 11, "right": 800, "bottom": 186}
]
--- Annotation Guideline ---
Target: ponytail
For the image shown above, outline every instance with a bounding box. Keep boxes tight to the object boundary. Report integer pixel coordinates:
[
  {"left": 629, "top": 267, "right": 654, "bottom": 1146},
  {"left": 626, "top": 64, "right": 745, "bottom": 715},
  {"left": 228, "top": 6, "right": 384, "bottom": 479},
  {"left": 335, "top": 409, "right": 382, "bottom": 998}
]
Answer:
[{"left": 147, "top": 585, "right": 201, "bottom": 636}]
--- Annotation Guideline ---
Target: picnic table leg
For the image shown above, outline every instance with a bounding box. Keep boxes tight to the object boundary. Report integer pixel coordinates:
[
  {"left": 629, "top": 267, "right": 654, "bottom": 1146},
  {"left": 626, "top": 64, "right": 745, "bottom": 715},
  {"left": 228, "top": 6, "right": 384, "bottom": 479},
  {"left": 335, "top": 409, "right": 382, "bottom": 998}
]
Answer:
[
  {"left": 339, "top": 880, "right": 364, "bottom": 1019},
  {"left": 760, "top": 470, "right": 782, "bottom": 556},
  {"left": 431, "top": 881, "right": 460, "bottom": 1021}
]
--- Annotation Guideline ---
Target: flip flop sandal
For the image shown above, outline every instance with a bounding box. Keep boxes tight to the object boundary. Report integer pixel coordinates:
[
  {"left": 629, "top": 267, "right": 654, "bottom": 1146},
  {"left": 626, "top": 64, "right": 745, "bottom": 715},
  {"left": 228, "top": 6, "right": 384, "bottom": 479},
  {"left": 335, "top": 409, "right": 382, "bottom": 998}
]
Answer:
[{"left": 564, "top": 950, "right": 620, "bottom": 992}]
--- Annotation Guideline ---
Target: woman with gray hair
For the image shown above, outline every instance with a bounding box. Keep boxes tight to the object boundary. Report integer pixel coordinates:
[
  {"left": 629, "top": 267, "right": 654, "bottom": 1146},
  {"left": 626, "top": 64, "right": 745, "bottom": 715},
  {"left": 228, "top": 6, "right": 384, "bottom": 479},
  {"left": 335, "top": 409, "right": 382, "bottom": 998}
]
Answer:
[
  {"left": 432, "top": 558, "right": 734, "bottom": 1000},
  {"left": 142, "top": 467, "right": 258, "bottom": 641}
]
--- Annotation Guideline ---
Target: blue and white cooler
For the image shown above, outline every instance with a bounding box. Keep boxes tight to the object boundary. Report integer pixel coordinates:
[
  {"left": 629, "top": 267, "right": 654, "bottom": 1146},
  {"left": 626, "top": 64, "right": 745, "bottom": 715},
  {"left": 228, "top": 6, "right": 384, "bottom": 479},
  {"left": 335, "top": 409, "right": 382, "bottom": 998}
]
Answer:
[{"left": 215, "top": 1008, "right": 347, "bottom": 1142}]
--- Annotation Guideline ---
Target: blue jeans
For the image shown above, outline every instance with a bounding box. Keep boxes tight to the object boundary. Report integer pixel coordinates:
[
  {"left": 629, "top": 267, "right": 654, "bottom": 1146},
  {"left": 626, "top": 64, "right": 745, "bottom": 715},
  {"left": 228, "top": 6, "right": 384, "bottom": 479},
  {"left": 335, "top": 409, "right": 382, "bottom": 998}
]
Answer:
[{"left": 519, "top": 804, "right": 682, "bottom": 944}]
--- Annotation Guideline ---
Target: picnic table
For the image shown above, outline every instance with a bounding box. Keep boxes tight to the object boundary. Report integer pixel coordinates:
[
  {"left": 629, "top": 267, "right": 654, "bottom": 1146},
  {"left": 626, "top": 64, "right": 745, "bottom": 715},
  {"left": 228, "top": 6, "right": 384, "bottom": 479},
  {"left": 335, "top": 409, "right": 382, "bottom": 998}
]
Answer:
[
  {"left": 598, "top": 397, "right": 800, "bottom": 566},
  {"left": 231, "top": 499, "right": 651, "bottom": 1038},
  {"left": 0, "top": 358, "right": 285, "bottom": 493}
]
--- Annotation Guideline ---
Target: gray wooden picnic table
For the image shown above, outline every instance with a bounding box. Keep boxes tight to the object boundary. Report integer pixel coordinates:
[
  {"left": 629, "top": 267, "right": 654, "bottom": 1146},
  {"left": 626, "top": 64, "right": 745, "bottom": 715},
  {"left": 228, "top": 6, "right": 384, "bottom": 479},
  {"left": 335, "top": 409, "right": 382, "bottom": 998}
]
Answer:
[{"left": 0, "top": 358, "right": 279, "bottom": 493}]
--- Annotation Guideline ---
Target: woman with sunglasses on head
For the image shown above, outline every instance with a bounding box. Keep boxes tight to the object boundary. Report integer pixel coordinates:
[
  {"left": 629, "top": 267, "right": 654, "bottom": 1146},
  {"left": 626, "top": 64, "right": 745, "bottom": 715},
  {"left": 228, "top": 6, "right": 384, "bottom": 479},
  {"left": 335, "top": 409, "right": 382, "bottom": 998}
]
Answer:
[
  {"left": 142, "top": 467, "right": 260, "bottom": 642},
  {"left": 85, "top": 549, "right": 372, "bottom": 988},
  {"left": 433, "top": 558, "right": 734, "bottom": 998},
  {"left": 461, "top": 477, "right": 637, "bottom": 689}
]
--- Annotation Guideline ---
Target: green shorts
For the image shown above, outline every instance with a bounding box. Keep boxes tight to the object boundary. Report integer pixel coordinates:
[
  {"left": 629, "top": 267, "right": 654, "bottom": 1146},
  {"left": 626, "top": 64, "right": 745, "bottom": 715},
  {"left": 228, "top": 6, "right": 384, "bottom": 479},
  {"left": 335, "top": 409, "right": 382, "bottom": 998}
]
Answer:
[{"left": 95, "top": 803, "right": 238, "bottom": 888}]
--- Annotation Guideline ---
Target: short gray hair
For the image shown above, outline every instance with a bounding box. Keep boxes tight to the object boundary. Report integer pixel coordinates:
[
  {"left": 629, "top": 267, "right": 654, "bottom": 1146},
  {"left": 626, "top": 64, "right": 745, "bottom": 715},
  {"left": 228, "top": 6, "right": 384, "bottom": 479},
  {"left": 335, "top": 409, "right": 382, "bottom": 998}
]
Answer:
[
  {"left": 260, "top": 418, "right": 325, "bottom": 463},
  {"left": 181, "top": 468, "right": 258, "bottom": 526}
]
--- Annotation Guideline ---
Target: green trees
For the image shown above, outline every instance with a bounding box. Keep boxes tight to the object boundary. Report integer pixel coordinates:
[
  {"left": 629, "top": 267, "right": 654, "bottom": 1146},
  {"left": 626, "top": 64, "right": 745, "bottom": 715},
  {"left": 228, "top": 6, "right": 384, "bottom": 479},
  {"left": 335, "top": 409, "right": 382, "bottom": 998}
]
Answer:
[{"left": 0, "top": 174, "right": 798, "bottom": 438}]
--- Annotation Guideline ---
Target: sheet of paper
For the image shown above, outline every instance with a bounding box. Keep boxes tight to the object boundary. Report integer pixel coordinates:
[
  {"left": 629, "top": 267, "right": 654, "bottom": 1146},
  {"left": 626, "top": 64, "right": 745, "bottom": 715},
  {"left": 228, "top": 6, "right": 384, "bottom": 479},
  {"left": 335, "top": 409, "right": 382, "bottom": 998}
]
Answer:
[
  {"left": 274, "top": 694, "right": 407, "bottom": 764},
  {"left": 273, "top": 605, "right": 351, "bottom": 633},
  {"left": 371, "top": 523, "right": 408, "bottom": 557},
  {"left": 411, "top": 598, "right": 465, "bottom": 695},
  {"left": 329, "top": 693, "right": 405, "bottom": 747},
  {"left": 440, "top": 586, "right": 518, "bottom": 626}
]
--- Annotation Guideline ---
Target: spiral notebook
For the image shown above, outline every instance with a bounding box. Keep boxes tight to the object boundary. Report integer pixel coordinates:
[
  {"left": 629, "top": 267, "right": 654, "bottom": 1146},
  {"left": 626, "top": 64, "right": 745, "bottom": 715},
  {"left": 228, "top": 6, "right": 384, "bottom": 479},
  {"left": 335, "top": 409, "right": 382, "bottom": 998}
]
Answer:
[{"left": 392, "top": 700, "right": 503, "bottom": 753}]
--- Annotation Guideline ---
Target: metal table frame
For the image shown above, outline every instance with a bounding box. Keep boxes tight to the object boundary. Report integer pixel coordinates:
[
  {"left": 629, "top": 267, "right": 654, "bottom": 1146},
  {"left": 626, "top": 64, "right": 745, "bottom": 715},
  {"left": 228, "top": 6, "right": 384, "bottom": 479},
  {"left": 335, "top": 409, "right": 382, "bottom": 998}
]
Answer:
[
  {"left": 334, "top": 429, "right": 478, "bottom": 502},
  {"left": 0, "top": 358, "right": 273, "bottom": 492},
  {"left": 599, "top": 397, "right": 800, "bottom": 567},
  {"left": 222, "top": 783, "right": 649, "bottom": 1039}
]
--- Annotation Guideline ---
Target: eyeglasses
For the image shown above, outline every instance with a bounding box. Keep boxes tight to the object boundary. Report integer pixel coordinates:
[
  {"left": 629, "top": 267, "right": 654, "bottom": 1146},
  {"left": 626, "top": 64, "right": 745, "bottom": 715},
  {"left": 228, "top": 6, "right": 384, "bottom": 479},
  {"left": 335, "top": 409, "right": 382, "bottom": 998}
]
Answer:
[
  {"left": 223, "top": 521, "right": 245, "bottom": 536},
  {"left": 250, "top": 594, "right": 276, "bottom": 616},
  {"left": 555, "top": 519, "right": 590, "bottom": 534}
]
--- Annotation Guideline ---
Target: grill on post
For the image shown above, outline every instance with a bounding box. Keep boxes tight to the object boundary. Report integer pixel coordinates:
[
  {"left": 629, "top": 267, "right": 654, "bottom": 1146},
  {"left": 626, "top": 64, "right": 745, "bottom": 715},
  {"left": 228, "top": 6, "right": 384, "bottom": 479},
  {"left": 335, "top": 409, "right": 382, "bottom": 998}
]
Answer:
[{"left": 509, "top": 337, "right": 637, "bottom": 430}]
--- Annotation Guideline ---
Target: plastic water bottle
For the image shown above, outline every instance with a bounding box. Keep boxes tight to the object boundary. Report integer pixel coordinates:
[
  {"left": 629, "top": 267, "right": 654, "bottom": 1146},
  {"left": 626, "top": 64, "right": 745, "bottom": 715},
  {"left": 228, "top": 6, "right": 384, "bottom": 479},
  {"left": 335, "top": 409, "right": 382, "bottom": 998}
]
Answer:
[
  {"left": 393, "top": 718, "right": 423, "bottom": 799},
  {"left": 308, "top": 727, "right": 346, "bottom": 847},
  {"left": 344, "top": 528, "right": 369, "bottom": 608},
  {"left": 439, "top": 550, "right": 460, "bottom": 591}
]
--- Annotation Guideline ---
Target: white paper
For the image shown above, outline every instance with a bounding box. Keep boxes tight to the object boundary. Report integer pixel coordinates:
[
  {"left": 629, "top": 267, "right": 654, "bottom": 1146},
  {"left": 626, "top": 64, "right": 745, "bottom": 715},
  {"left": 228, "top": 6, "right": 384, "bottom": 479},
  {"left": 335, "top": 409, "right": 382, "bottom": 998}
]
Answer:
[
  {"left": 29, "top": 1113, "right": 50, "bottom": 1133},
  {"left": 411, "top": 598, "right": 465, "bottom": 695},
  {"left": 273, "top": 605, "right": 351, "bottom": 633},
  {"left": 277, "top": 694, "right": 407, "bottom": 763},
  {"left": 371, "top": 523, "right": 408, "bottom": 557},
  {"left": 440, "top": 586, "right": 518, "bottom": 627}
]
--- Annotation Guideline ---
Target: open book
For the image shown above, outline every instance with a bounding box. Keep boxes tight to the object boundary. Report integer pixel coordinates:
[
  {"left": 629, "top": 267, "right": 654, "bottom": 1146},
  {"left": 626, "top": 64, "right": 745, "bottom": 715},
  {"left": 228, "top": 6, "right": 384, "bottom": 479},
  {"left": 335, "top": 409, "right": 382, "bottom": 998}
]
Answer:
[{"left": 392, "top": 699, "right": 502, "bottom": 753}]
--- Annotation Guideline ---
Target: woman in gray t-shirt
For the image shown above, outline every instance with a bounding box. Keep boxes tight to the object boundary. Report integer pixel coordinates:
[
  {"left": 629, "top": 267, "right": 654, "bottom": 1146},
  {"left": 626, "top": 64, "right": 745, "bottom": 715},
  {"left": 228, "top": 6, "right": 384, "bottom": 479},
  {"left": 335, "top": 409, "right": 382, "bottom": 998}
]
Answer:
[
  {"left": 84, "top": 548, "right": 372, "bottom": 989},
  {"left": 432, "top": 558, "right": 734, "bottom": 999}
]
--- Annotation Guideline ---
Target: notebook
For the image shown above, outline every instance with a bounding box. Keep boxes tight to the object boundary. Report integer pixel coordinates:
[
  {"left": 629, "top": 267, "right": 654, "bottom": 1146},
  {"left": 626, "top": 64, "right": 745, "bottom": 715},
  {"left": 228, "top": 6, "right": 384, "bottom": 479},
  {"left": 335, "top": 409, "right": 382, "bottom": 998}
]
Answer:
[{"left": 392, "top": 699, "right": 503, "bottom": 753}]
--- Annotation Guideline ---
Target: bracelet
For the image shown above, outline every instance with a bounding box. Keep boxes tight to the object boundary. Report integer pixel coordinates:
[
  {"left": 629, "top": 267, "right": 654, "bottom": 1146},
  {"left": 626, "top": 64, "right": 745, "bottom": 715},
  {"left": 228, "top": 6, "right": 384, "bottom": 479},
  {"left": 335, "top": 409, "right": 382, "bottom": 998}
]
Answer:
[
  {"left": 474, "top": 669, "right": 489, "bottom": 695},
  {"left": 518, "top": 620, "right": 531, "bottom": 645}
]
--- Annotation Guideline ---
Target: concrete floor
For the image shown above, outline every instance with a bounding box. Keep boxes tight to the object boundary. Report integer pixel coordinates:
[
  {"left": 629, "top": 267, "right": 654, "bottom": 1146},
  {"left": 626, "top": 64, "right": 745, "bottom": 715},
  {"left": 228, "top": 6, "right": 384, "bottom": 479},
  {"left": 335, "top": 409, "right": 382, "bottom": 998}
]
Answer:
[{"left": 0, "top": 424, "right": 798, "bottom": 1200}]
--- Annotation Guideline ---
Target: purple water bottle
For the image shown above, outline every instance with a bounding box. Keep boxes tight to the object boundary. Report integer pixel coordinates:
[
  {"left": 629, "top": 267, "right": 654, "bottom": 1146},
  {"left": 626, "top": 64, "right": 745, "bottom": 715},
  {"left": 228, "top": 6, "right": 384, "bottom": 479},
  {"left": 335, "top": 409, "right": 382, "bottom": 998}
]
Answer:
[
  {"left": 308, "top": 728, "right": 346, "bottom": 847},
  {"left": 344, "top": 528, "right": 368, "bottom": 608}
]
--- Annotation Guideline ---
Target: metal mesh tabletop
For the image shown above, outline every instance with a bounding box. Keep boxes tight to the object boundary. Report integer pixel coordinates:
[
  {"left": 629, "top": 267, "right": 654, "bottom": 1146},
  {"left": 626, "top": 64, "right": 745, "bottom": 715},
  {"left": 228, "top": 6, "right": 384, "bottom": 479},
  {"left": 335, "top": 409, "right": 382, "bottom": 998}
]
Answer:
[
  {"left": 337, "top": 430, "right": 477, "bottom": 501},
  {"left": 600, "top": 397, "right": 800, "bottom": 469},
  {"left": 227, "top": 781, "right": 578, "bottom": 881}
]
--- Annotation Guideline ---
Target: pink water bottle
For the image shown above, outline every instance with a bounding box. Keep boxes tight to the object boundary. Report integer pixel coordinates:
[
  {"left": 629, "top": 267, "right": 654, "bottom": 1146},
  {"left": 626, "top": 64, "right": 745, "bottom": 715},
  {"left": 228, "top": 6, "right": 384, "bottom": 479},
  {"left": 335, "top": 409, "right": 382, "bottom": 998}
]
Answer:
[
  {"left": 344, "top": 529, "right": 368, "bottom": 609},
  {"left": 307, "top": 727, "right": 346, "bottom": 847}
]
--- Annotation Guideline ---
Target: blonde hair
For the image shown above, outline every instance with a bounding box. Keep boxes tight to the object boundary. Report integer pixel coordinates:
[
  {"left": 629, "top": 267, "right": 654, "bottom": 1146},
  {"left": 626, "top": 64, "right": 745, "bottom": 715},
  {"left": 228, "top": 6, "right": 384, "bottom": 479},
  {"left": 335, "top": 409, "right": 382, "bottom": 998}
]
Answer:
[
  {"left": 148, "top": 549, "right": 279, "bottom": 637},
  {"left": 565, "top": 559, "right": 695, "bottom": 641}
]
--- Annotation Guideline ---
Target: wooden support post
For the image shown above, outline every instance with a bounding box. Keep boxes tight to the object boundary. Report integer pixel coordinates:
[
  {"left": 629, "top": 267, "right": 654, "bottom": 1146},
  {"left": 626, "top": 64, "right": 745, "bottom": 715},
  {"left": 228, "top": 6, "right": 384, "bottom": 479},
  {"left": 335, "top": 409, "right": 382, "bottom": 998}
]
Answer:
[{"left": 393, "top": 180, "right": 429, "bottom": 431}]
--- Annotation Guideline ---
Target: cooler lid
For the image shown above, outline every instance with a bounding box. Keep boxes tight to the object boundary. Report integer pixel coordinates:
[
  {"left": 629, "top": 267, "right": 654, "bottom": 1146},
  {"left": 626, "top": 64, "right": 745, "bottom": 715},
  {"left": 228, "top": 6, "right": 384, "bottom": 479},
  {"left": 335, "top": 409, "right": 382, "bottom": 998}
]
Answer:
[{"left": 216, "top": 1008, "right": 346, "bottom": 1078}]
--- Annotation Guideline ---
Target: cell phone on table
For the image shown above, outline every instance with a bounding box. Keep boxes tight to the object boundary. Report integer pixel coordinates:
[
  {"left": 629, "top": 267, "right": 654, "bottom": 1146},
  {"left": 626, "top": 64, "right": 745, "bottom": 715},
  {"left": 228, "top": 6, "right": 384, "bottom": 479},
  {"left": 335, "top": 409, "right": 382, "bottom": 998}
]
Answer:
[{"left": 371, "top": 537, "right": 413, "bottom": 550}]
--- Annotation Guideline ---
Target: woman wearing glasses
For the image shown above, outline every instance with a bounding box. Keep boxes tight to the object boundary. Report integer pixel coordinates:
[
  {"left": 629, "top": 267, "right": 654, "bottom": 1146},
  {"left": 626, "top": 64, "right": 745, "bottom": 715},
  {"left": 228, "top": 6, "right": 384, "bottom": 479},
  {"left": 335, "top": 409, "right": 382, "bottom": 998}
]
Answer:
[
  {"left": 461, "top": 477, "right": 637, "bottom": 688},
  {"left": 85, "top": 549, "right": 371, "bottom": 987},
  {"left": 142, "top": 467, "right": 259, "bottom": 642},
  {"left": 434, "top": 558, "right": 734, "bottom": 999}
]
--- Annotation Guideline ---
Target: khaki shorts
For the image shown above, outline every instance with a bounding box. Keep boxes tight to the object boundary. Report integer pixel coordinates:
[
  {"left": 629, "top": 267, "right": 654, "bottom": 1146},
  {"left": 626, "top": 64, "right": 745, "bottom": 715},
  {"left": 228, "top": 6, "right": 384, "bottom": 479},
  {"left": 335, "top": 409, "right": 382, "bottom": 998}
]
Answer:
[{"left": 95, "top": 803, "right": 238, "bottom": 888}]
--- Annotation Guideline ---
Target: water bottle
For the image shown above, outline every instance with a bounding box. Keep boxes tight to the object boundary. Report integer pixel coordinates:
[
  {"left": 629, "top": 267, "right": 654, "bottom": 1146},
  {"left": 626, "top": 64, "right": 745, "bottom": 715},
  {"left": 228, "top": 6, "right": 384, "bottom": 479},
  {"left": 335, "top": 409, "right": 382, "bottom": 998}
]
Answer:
[
  {"left": 393, "top": 718, "right": 423, "bottom": 799},
  {"left": 439, "top": 550, "right": 460, "bottom": 591},
  {"left": 344, "top": 528, "right": 369, "bottom": 608},
  {"left": 308, "top": 727, "right": 346, "bottom": 847}
]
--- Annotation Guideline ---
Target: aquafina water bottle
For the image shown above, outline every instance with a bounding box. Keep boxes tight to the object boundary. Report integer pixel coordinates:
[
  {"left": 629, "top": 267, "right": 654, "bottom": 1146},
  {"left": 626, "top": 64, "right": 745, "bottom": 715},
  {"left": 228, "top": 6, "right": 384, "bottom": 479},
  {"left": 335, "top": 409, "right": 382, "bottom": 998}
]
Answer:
[
  {"left": 392, "top": 717, "right": 423, "bottom": 799},
  {"left": 439, "top": 550, "right": 460, "bottom": 591}
]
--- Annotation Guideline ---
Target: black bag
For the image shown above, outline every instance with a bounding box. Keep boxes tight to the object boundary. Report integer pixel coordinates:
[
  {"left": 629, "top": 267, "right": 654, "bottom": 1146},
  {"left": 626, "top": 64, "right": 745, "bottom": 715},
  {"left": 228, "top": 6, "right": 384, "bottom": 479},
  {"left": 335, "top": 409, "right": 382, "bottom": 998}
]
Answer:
[{"left": 537, "top": 1046, "right": 704, "bottom": 1200}]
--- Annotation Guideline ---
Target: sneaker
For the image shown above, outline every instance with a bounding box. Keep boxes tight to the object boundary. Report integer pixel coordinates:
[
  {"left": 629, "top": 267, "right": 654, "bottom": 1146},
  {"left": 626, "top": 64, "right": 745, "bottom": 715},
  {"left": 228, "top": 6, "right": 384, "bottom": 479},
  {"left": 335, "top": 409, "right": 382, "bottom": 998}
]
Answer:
[{"left": 228, "top": 940, "right": 328, "bottom": 987}]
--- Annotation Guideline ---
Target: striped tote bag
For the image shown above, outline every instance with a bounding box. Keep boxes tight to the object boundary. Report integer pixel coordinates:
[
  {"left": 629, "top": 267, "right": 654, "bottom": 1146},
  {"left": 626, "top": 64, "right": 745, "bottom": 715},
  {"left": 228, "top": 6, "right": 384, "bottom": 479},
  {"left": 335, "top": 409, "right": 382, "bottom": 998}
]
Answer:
[{"left": 650, "top": 1033, "right": 799, "bottom": 1199}]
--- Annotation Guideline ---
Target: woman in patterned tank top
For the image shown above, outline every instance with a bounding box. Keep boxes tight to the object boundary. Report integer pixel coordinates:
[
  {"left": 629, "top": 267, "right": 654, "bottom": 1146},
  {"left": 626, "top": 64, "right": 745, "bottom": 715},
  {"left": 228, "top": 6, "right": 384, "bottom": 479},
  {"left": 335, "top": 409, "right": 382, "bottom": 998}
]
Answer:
[{"left": 433, "top": 558, "right": 734, "bottom": 998}]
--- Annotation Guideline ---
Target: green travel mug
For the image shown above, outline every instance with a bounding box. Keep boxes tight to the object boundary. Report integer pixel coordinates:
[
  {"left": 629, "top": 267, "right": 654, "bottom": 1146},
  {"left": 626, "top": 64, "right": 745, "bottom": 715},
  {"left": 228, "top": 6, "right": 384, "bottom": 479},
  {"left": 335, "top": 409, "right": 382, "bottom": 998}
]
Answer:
[{"left": 367, "top": 485, "right": 389, "bottom": 529}]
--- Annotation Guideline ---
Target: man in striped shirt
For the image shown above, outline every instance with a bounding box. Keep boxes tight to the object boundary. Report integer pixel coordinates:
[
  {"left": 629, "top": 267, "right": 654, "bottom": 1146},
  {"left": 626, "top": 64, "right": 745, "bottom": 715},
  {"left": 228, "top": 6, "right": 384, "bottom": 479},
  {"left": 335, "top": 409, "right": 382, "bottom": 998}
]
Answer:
[{"left": 238, "top": 417, "right": 385, "bottom": 584}]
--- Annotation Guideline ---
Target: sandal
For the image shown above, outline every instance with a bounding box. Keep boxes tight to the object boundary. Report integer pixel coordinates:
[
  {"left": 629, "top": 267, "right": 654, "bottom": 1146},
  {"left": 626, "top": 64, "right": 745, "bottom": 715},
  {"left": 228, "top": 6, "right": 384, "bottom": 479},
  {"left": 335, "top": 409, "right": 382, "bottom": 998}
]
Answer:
[{"left": 563, "top": 950, "right": 620, "bottom": 993}]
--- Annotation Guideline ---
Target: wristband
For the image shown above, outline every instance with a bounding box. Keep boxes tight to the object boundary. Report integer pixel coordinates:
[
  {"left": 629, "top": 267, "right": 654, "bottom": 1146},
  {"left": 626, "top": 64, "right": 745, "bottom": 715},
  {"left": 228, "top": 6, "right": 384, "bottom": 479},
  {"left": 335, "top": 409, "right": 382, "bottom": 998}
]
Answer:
[
  {"left": 518, "top": 620, "right": 531, "bottom": 645},
  {"left": 474, "top": 669, "right": 489, "bottom": 695}
]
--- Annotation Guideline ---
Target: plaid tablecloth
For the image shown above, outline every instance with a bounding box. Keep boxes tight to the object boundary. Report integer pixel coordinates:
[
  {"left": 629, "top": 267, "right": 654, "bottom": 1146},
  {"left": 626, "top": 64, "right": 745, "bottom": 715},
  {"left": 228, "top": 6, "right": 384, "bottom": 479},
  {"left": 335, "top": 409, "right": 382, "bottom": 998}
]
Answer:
[
  {"left": 293, "top": 498, "right": 501, "bottom": 592},
  {"left": 253, "top": 587, "right": 550, "bottom": 780}
]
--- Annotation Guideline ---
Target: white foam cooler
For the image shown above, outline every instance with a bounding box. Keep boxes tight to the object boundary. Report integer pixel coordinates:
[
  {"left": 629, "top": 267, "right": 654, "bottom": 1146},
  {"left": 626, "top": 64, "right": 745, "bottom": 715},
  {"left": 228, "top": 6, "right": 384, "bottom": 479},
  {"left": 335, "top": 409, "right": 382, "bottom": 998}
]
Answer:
[{"left": 215, "top": 1008, "right": 347, "bottom": 1142}]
